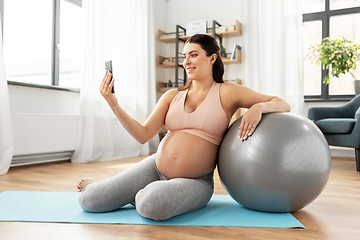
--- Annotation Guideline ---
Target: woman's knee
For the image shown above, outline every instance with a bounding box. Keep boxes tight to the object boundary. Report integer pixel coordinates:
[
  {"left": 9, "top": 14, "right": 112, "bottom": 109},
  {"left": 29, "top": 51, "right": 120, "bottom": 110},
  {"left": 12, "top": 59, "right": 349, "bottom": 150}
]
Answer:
[
  {"left": 135, "top": 178, "right": 213, "bottom": 221},
  {"left": 78, "top": 192, "right": 99, "bottom": 212},
  {"left": 78, "top": 184, "right": 109, "bottom": 213},
  {"left": 135, "top": 187, "right": 172, "bottom": 221}
]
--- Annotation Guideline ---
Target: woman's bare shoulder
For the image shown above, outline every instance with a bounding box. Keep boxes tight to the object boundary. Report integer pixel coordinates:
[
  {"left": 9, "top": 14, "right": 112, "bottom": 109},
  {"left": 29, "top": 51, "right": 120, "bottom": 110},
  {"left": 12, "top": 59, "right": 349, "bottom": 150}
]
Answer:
[
  {"left": 220, "top": 82, "right": 279, "bottom": 109},
  {"left": 163, "top": 88, "right": 180, "bottom": 98},
  {"left": 220, "top": 82, "right": 248, "bottom": 95},
  {"left": 158, "top": 88, "right": 180, "bottom": 105}
]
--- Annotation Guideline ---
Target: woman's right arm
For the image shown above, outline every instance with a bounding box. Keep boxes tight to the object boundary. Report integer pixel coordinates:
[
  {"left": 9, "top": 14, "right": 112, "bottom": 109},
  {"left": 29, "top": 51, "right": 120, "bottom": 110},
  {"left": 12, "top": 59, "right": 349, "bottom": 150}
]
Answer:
[{"left": 100, "top": 71, "right": 177, "bottom": 144}]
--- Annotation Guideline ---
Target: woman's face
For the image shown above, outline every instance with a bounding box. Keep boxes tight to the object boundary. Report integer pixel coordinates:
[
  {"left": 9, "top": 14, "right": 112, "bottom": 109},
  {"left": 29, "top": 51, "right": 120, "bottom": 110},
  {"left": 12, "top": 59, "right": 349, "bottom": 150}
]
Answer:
[{"left": 182, "top": 43, "right": 215, "bottom": 81}]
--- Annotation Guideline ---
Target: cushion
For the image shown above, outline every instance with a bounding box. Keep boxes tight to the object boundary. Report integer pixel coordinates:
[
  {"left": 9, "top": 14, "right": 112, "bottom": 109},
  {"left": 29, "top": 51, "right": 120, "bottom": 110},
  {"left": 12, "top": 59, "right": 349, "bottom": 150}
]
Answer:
[
  {"left": 315, "top": 118, "right": 356, "bottom": 134},
  {"left": 355, "top": 107, "right": 360, "bottom": 119}
]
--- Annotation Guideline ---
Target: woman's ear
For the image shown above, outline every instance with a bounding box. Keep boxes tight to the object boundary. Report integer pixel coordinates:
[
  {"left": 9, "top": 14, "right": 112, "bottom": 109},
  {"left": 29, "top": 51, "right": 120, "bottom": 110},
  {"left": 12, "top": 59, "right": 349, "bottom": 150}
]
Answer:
[{"left": 210, "top": 53, "right": 217, "bottom": 64}]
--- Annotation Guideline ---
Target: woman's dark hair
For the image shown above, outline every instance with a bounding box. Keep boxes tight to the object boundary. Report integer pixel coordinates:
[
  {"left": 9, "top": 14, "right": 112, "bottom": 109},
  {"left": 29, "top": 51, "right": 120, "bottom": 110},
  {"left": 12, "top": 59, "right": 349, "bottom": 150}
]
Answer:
[{"left": 178, "top": 34, "right": 225, "bottom": 91}]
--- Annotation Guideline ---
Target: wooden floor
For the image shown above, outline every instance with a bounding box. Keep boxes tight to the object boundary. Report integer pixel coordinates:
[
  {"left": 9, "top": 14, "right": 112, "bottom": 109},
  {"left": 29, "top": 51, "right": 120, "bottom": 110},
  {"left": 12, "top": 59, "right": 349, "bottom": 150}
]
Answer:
[{"left": 0, "top": 156, "right": 359, "bottom": 240}]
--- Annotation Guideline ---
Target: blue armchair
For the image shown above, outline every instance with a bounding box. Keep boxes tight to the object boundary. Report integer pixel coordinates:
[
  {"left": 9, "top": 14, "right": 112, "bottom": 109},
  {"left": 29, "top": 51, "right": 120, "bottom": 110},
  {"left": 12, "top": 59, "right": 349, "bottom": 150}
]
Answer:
[{"left": 308, "top": 94, "right": 360, "bottom": 172}]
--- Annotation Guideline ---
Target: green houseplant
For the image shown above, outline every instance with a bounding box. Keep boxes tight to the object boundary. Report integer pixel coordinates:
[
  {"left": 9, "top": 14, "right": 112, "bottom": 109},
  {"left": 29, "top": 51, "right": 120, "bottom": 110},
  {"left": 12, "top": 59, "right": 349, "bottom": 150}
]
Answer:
[
  {"left": 306, "top": 36, "right": 360, "bottom": 94},
  {"left": 220, "top": 45, "right": 226, "bottom": 58}
]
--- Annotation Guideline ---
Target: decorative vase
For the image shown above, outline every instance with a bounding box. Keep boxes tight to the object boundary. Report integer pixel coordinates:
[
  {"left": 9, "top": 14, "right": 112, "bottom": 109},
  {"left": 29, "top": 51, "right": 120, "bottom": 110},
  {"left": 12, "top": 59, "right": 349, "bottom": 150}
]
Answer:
[{"left": 355, "top": 80, "right": 360, "bottom": 95}]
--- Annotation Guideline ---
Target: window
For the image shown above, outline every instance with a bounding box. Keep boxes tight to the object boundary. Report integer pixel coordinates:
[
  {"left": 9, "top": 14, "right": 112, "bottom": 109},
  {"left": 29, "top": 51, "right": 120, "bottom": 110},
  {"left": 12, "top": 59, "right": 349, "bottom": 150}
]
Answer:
[
  {"left": 330, "top": 0, "right": 360, "bottom": 10},
  {"left": 303, "top": 20, "right": 322, "bottom": 96},
  {"left": 3, "top": 0, "right": 52, "bottom": 85},
  {"left": 59, "top": 0, "right": 83, "bottom": 88},
  {"left": 329, "top": 13, "right": 360, "bottom": 95},
  {"left": 1, "top": 0, "right": 83, "bottom": 89},
  {"left": 302, "top": 0, "right": 360, "bottom": 101}
]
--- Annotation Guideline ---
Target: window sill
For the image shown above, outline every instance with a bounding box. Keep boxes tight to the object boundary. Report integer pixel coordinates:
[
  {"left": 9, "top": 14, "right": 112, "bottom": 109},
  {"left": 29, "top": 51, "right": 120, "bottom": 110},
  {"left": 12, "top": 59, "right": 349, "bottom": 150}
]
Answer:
[
  {"left": 7, "top": 81, "right": 80, "bottom": 93},
  {"left": 304, "top": 95, "right": 354, "bottom": 102}
]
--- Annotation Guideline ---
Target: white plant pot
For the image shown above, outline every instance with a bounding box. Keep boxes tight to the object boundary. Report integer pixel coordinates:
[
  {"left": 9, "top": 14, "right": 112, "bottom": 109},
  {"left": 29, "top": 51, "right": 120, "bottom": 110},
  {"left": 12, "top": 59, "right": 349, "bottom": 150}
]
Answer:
[{"left": 355, "top": 80, "right": 360, "bottom": 95}]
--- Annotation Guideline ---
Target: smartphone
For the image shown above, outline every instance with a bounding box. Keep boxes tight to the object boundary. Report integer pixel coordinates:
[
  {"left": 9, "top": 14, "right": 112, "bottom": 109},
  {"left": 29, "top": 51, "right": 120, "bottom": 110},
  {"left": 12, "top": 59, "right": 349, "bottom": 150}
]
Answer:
[{"left": 105, "top": 60, "right": 115, "bottom": 93}]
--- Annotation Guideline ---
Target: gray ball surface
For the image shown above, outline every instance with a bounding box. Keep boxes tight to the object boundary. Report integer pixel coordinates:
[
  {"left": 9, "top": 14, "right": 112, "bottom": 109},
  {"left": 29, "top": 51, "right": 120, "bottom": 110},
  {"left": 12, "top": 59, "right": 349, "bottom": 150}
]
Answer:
[{"left": 218, "top": 113, "right": 331, "bottom": 213}]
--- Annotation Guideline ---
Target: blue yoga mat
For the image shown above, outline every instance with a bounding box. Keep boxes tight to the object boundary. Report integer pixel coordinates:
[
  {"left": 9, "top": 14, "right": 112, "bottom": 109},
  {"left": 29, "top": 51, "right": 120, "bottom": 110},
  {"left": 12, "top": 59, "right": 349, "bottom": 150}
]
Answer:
[{"left": 0, "top": 191, "right": 304, "bottom": 228}]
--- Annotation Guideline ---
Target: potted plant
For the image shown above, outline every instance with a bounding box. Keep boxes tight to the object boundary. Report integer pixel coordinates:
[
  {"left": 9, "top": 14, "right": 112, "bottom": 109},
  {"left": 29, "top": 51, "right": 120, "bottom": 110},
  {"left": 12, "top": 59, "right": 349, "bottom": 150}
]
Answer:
[
  {"left": 306, "top": 36, "right": 360, "bottom": 95},
  {"left": 220, "top": 45, "right": 227, "bottom": 58}
]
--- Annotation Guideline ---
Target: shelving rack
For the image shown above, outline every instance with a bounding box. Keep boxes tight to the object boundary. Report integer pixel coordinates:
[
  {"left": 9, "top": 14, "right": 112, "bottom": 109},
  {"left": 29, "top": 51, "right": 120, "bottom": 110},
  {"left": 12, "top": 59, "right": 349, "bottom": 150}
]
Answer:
[
  {"left": 157, "top": 48, "right": 241, "bottom": 67},
  {"left": 158, "top": 20, "right": 242, "bottom": 43},
  {"left": 157, "top": 20, "right": 242, "bottom": 89},
  {"left": 175, "top": 25, "right": 187, "bottom": 88}
]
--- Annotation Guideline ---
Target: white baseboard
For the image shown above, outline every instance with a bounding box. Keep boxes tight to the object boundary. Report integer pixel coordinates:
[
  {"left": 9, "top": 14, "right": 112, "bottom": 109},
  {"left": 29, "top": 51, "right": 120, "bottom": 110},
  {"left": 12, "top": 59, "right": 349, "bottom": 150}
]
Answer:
[
  {"left": 11, "top": 151, "right": 74, "bottom": 166},
  {"left": 329, "top": 146, "right": 355, "bottom": 158}
]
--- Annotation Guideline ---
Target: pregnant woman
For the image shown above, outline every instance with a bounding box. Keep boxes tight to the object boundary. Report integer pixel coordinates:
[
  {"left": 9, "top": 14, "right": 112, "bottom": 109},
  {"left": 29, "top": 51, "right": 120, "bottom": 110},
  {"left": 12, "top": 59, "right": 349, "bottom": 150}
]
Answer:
[{"left": 76, "top": 34, "right": 290, "bottom": 220}]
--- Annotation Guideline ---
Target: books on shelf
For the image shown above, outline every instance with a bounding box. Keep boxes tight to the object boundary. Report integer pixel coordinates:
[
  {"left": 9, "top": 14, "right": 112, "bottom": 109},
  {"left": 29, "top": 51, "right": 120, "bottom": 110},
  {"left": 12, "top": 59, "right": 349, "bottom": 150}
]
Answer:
[{"left": 230, "top": 44, "right": 241, "bottom": 60}]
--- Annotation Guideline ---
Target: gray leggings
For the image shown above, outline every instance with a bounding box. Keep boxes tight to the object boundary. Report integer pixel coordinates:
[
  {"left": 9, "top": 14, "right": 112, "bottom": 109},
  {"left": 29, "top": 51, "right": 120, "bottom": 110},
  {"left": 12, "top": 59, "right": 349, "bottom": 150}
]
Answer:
[{"left": 78, "top": 154, "right": 214, "bottom": 221}]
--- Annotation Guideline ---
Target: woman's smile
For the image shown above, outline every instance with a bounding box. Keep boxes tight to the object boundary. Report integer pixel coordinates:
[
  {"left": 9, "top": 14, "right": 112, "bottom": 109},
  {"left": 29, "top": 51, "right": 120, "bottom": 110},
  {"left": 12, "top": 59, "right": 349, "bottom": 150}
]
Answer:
[{"left": 186, "top": 67, "right": 196, "bottom": 73}]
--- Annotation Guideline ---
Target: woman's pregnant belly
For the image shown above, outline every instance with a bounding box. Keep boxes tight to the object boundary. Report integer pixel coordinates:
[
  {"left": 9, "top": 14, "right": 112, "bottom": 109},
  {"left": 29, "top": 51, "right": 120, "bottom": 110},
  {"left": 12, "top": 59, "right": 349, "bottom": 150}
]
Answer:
[{"left": 156, "top": 131, "right": 219, "bottom": 179}]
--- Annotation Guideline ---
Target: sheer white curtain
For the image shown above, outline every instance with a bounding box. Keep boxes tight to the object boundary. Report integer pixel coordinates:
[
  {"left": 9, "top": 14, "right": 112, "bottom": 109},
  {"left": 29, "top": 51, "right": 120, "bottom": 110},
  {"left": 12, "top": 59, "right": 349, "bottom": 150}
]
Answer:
[
  {"left": 241, "top": 0, "right": 305, "bottom": 115},
  {"left": 71, "top": 0, "right": 158, "bottom": 163},
  {"left": 0, "top": 21, "right": 14, "bottom": 175}
]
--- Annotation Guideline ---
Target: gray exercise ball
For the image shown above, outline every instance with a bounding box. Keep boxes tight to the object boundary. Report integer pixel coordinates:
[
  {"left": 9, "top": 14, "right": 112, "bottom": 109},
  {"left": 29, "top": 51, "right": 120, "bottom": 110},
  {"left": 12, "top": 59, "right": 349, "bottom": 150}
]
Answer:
[{"left": 218, "top": 113, "right": 331, "bottom": 213}]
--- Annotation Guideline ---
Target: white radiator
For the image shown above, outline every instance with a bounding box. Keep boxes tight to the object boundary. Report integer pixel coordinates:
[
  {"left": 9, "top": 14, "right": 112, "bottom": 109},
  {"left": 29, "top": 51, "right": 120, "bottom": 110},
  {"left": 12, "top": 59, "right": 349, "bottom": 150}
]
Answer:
[{"left": 11, "top": 114, "right": 79, "bottom": 166}]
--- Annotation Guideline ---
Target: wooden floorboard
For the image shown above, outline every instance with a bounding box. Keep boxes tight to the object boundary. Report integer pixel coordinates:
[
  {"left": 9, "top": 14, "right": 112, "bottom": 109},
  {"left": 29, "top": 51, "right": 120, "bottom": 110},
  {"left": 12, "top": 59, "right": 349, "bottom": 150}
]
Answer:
[{"left": 0, "top": 156, "right": 359, "bottom": 240}]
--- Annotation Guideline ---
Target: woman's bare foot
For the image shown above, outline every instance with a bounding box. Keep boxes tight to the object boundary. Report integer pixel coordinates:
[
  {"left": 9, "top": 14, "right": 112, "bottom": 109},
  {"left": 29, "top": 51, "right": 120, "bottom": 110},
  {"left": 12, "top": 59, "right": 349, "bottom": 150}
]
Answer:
[{"left": 76, "top": 178, "right": 99, "bottom": 192}]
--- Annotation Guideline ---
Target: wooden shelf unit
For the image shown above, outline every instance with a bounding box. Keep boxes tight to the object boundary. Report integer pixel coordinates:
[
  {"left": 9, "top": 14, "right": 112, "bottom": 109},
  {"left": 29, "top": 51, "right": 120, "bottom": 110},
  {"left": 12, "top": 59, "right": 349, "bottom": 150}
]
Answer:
[
  {"left": 158, "top": 20, "right": 242, "bottom": 43},
  {"left": 221, "top": 48, "right": 242, "bottom": 64},
  {"left": 157, "top": 19, "right": 242, "bottom": 91},
  {"left": 157, "top": 81, "right": 176, "bottom": 93},
  {"left": 157, "top": 55, "right": 183, "bottom": 68},
  {"left": 158, "top": 30, "right": 189, "bottom": 44},
  {"left": 157, "top": 48, "right": 241, "bottom": 67}
]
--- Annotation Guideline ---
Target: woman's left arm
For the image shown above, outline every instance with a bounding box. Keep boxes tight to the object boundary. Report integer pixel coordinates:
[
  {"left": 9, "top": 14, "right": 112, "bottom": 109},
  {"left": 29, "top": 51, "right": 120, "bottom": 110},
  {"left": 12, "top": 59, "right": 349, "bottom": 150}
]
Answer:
[
  {"left": 222, "top": 83, "right": 291, "bottom": 141},
  {"left": 239, "top": 96, "right": 290, "bottom": 141}
]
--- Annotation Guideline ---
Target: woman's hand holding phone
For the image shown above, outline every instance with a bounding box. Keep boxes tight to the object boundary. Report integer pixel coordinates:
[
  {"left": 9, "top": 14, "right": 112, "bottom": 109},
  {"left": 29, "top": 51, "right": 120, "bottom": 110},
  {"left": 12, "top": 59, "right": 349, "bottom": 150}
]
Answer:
[
  {"left": 100, "top": 71, "right": 118, "bottom": 107},
  {"left": 105, "top": 61, "right": 115, "bottom": 93}
]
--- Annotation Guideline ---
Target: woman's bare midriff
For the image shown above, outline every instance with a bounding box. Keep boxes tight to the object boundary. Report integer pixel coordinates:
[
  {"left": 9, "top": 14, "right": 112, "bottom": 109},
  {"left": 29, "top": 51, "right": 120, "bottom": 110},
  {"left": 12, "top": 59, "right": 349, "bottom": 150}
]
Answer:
[{"left": 156, "top": 131, "right": 219, "bottom": 179}]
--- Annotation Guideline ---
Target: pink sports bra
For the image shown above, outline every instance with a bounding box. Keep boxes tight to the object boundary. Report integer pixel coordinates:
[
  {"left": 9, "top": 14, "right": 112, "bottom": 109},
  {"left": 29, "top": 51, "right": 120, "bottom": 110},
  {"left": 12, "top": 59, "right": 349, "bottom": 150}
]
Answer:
[{"left": 165, "top": 82, "right": 230, "bottom": 145}]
